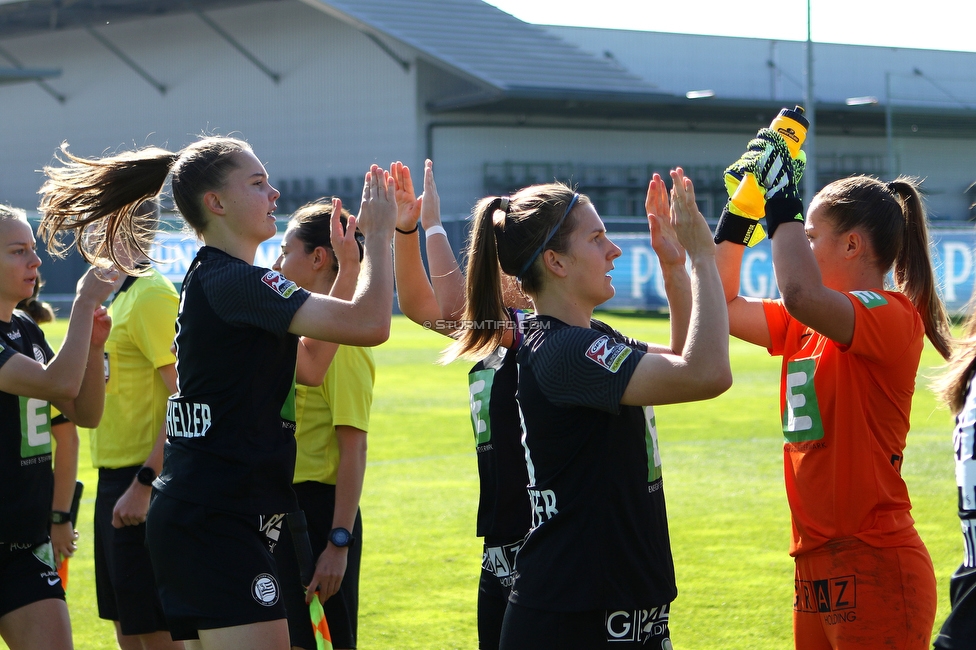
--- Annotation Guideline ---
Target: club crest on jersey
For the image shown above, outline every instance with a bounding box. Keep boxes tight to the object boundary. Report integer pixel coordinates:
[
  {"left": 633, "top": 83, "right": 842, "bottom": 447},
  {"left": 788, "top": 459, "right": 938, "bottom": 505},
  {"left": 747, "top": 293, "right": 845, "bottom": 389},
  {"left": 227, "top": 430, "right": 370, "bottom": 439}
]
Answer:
[
  {"left": 261, "top": 271, "right": 298, "bottom": 298},
  {"left": 585, "top": 335, "right": 632, "bottom": 373}
]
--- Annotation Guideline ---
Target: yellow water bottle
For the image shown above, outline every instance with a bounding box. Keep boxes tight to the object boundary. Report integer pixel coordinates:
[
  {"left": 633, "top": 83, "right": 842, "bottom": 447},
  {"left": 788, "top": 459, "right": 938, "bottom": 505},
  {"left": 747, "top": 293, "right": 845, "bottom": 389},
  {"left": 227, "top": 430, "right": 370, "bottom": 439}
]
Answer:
[{"left": 730, "top": 105, "right": 809, "bottom": 217}]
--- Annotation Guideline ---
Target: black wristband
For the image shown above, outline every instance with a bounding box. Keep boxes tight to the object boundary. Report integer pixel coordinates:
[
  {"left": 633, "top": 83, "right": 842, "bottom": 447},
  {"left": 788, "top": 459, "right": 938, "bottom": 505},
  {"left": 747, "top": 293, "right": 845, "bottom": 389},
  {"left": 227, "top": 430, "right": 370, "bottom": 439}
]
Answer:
[
  {"left": 395, "top": 223, "right": 419, "bottom": 235},
  {"left": 51, "top": 510, "right": 72, "bottom": 525},
  {"left": 713, "top": 204, "right": 759, "bottom": 246},
  {"left": 765, "top": 196, "right": 805, "bottom": 238}
]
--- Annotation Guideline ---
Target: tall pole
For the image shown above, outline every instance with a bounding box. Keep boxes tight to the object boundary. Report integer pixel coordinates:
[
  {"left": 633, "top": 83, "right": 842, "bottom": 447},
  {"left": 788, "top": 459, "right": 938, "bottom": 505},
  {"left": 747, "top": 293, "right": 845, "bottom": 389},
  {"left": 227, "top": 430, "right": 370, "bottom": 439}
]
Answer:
[
  {"left": 885, "top": 71, "right": 895, "bottom": 178},
  {"left": 803, "top": 0, "right": 816, "bottom": 210}
]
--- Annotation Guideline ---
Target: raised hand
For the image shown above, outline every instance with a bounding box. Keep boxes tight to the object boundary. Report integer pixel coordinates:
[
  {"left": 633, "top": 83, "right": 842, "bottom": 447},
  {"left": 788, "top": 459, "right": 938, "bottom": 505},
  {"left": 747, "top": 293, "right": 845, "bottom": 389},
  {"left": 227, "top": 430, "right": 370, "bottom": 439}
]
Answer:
[
  {"left": 669, "top": 168, "right": 714, "bottom": 259},
  {"left": 645, "top": 173, "right": 685, "bottom": 268},
  {"left": 90, "top": 306, "right": 112, "bottom": 347},
  {"left": 356, "top": 165, "right": 396, "bottom": 238},
  {"left": 76, "top": 265, "right": 117, "bottom": 306},
  {"left": 391, "top": 161, "right": 422, "bottom": 232},
  {"left": 419, "top": 159, "right": 442, "bottom": 231},
  {"left": 329, "top": 198, "right": 361, "bottom": 272}
]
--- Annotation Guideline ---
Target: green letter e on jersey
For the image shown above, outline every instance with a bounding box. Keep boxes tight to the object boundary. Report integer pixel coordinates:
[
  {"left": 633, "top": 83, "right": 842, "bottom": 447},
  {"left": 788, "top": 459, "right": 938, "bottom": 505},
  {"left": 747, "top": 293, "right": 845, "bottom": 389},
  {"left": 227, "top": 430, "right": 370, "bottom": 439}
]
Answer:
[
  {"left": 469, "top": 369, "right": 494, "bottom": 446},
  {"left": 782, "top": 358, "right": 825, "bottom": 443},
  {"left": 20, "top": 397, "right": 52, "bottom": 458}
]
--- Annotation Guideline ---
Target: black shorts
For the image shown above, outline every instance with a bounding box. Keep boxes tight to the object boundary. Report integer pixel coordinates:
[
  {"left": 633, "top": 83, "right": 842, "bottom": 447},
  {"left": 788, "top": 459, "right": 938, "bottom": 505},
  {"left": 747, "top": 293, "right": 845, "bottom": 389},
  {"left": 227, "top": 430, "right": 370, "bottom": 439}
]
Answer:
[
  {"left": 145, "top": 492, "right": 288, "bottom": 641},
  {"left": 934, "top": 563, "right": 976, "bottom": 649},
  {"left": 94, "top": 466, "right": 169, "bottom": 635},
  {"left": 479, "top": 539, "right": 521, "bottom": 650},
  {"left": 274, "top": 481, "right": 362, "bottom": 650},
  {"left": 499, "top": 602, "right": 672, "bottom": 650},
  {"left": 0, "top": 540, "right": 65, "bottom": 618}
]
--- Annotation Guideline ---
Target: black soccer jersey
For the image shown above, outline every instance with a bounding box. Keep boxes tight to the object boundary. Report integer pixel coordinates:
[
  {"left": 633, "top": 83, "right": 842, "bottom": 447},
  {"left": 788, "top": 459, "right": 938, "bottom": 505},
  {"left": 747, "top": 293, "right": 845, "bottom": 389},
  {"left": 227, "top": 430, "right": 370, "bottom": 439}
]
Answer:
[
  {"left": 0, "top": 311, "right": 57, "bottom": 544},
  {"left": 155, "top": 247, "right": 310, "bottom": 515},
  {"left": 511, "top": 315, "right": 676, "bottom": 611},
  {"left": 468, "top": 309, "right": 531, "bottom": 545}
]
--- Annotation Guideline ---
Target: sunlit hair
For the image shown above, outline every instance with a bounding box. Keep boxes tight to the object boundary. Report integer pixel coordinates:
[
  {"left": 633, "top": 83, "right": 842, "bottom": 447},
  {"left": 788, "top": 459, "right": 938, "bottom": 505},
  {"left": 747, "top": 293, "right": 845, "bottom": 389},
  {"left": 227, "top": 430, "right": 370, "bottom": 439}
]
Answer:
[
  {"left": 0, "top": 204, "right": 28, "bottom": 224},
  {"left": 38, "top": 136, "right": 251, "bottom": 274},
  {"left": 814, "top": 175, "right": 951, "bottom": 361},
  {"left": 444, "top": 182, "right": 587, "bottom": 362}
]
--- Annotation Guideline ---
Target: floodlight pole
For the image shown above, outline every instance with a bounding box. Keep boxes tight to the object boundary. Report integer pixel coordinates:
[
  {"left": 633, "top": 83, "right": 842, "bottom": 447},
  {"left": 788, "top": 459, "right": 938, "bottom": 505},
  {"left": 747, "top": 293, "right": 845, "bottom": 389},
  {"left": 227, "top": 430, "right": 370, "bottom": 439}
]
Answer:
[
  {"left": 803, "top": 0, "right": 816, "bottom": 210},
  {"left": 885, "top": 71, "right": 896, "bottom": 178}
]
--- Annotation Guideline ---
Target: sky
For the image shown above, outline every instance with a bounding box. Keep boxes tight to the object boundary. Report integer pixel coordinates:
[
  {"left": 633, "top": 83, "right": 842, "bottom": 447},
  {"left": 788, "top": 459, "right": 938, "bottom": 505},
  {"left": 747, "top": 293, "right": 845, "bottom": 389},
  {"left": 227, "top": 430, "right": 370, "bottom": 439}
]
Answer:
[{"left": 482, "top": 0, "right": 976, "bottom": 53}]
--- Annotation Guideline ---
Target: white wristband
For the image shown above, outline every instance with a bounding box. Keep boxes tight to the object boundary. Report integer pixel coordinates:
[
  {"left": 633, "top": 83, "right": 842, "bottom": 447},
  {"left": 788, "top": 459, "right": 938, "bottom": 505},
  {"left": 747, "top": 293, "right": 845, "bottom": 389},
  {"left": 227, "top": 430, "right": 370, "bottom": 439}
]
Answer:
[{"left": 424, "top": 225, "right": 448, "bottom": 241}]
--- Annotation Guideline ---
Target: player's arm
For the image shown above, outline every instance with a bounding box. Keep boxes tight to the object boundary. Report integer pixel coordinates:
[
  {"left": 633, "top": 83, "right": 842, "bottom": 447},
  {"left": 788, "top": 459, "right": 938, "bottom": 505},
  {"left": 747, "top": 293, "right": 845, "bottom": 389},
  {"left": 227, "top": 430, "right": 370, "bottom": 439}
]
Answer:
[
  {"left": 644, "top": 173, "right": 691, "bottom": 355},
  {"left": 392, "top": 160, "right": 463, "bottom": 335},
  {"left": 306, "top": 424, "right": 367, "bottom": 603},
  {"left": 621, "top": 169, "right": 732, "bottom": 406},
  {"left": 53, "top": 305, "right": 111, "bottom": 427},
  {"left": 715, "top": 241, "right": 772, "bottom": 348},
  {"left": 50, "top": 419, "right": 79, "bottom": 566},
  {"left": 289, "top": 166, "right": 394, "bottom": 347},
  {"left": 769, "top": 220, "right": 854, "bottom": 345},
  {"left": 1, "top": 269, "right": 114, "bottom": 404},
  {"left": 297, "top": 201, "right": 358, "bottom": 387}
]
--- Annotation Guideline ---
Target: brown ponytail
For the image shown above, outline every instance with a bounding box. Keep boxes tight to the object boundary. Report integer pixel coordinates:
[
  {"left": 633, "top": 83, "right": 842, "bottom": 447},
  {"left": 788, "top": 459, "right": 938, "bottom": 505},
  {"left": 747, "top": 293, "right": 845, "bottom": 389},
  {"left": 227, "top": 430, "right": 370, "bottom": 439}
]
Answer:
[
  {"left": 444, "top": 182, "right": 586, "bottom": 362},
  {"left": 38, "top": 136, "right": 252, "bottom": 275},
  {"left": 815, "top": 175, "right": 951, "bottom": 360},
  {"left": 444, "top": 196, "right": 508, "bottom": 362},
  {"left": 887, "top": 178, "right": 951, "bottom": 360}
]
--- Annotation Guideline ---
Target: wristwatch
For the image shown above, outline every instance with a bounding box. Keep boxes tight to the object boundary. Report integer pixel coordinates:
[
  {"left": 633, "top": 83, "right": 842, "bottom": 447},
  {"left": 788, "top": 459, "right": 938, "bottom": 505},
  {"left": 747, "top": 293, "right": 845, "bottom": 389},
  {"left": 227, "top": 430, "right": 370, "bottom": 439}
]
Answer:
[
  {"left": 329, "top": 527, "right": 354, "bottom": 548},
  {"left": 136, "top": 465, "right": 157, "bottom": 487},
  {"left": 50, "top": 510, "right": 72, "bottom": 525}
]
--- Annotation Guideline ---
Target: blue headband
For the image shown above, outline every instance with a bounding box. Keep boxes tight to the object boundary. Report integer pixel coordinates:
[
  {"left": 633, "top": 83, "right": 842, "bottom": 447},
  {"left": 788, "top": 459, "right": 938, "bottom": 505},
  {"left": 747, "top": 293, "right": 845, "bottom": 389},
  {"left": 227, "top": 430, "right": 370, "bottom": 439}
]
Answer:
[{"left": 516, "top": 193, "right": 579, "bottom": 282}]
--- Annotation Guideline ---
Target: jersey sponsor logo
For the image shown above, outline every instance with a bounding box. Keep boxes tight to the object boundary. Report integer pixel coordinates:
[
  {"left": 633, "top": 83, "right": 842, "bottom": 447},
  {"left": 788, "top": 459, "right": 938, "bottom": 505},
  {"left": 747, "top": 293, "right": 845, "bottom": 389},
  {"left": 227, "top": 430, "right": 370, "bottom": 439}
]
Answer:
[
  {"left": 605, "top": 605, "right": 670, "bottom": 643},
  {"left": 261, "top": 271, "right": 298, "bottom": 298},
  {"left": 482, "top": 541, "right": 521, "bottom": 586},
  {"left": 795, "top": 576, "right": 856, "bottom": 625},
  {"left": 585, "top": 335, "right": 632, "bottom": 373},
  {"left": 20, "top": 396, "right": 52, "bottom": 460},
  {"left": 251, "top": 573, "right": 279, "bottom": 606},
  {"left": 782, "top": 358, "right": 825, "bottom": 443},
  {"left": 259, "top": 514, "right": 285, "bottom": 553},
  {"left": 469, "top": 368, "right": 495, "bottom": 446},
  {"left": 528, "top": 488, "right": 558, "bottom": 528},
  {"left": 31, "top": 344, "right": 44, "bottom": 363},
  {"left": 850, "top": 290, "right": 888, "bottom": 309},
  {"left": 643, "top": 406, "right": 662, "bottom": 482},
  {"left": 4, "top": 328, "right": 21, "bottom": 340},
  {"left": 166, "top": 399, "right": 212, "bottom": 438}
]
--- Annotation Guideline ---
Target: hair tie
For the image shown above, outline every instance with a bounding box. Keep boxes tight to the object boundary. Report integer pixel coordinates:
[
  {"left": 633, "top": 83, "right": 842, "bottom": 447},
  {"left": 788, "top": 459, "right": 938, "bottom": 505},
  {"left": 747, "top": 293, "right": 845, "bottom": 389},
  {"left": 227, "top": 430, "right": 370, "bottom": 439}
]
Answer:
[{"left": 492, "top": 197, "right": 511, "bottom": 227}]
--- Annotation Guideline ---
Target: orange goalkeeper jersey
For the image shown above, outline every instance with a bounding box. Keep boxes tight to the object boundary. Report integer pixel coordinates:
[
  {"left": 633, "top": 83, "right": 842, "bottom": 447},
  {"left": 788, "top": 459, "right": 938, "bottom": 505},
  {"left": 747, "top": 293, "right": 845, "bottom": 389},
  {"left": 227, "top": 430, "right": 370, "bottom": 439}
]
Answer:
[{"left": 763, "top": 290, "right": 925, "bottom": 556}]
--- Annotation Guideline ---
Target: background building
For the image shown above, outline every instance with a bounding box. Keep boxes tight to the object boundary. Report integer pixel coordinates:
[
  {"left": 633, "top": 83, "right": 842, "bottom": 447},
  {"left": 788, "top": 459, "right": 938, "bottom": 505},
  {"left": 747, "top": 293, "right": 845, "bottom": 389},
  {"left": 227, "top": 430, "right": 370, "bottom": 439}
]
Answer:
[{"left": 3, "top": 0, "right": 976, "bottom": 304}]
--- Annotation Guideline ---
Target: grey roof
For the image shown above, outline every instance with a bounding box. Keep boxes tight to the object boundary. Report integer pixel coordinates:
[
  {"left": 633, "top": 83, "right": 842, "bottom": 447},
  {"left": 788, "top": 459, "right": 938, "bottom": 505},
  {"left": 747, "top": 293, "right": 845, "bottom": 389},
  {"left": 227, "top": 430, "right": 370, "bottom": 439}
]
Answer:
[{"left": 304, "top": 0, "right": 665, "bottom": 104}]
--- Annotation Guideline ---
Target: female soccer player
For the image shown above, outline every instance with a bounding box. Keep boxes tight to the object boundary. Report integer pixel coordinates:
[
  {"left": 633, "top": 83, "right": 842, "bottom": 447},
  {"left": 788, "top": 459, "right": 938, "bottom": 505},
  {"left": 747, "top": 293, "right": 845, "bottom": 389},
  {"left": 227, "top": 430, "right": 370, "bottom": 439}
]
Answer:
[
  {"left": 715, "top": 135, "right": 950, "bottom": 648},
  {"left": 392, "top": 160, "right": 528, "bottom": 650},
  {"left": 37, "top": 137, "right": 396, "bottom": 650},
  {"left": 270, "top": 198, "right": 374, "bottom": 650},
  {"left": 933, "top": 238, "right": 976, "bottom": 649},
  {"left": 393, "top": 161, "right": 698, "bottom": 649},
  {"left": 0, "top": 205, "right": 114, "bottom": 650},
  {"left": 453, "top": 170, "right": 731, "bottom": 648}
]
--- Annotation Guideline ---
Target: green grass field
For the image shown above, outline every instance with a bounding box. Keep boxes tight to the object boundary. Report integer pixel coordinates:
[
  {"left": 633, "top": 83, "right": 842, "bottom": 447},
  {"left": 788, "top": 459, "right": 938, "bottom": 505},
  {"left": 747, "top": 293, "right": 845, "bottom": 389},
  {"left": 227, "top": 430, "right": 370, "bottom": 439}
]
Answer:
[{"left": 14, "top": 313, "right": 960, "bottom": 649}]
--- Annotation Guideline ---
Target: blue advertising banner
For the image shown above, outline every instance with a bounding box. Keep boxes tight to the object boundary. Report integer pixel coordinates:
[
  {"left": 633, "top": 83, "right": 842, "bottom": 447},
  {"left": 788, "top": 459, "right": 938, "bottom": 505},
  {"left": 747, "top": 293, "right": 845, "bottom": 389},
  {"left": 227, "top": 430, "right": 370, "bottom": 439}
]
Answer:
[{"left": 151, "top": 228, "right": 976, "bottom": 315}]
